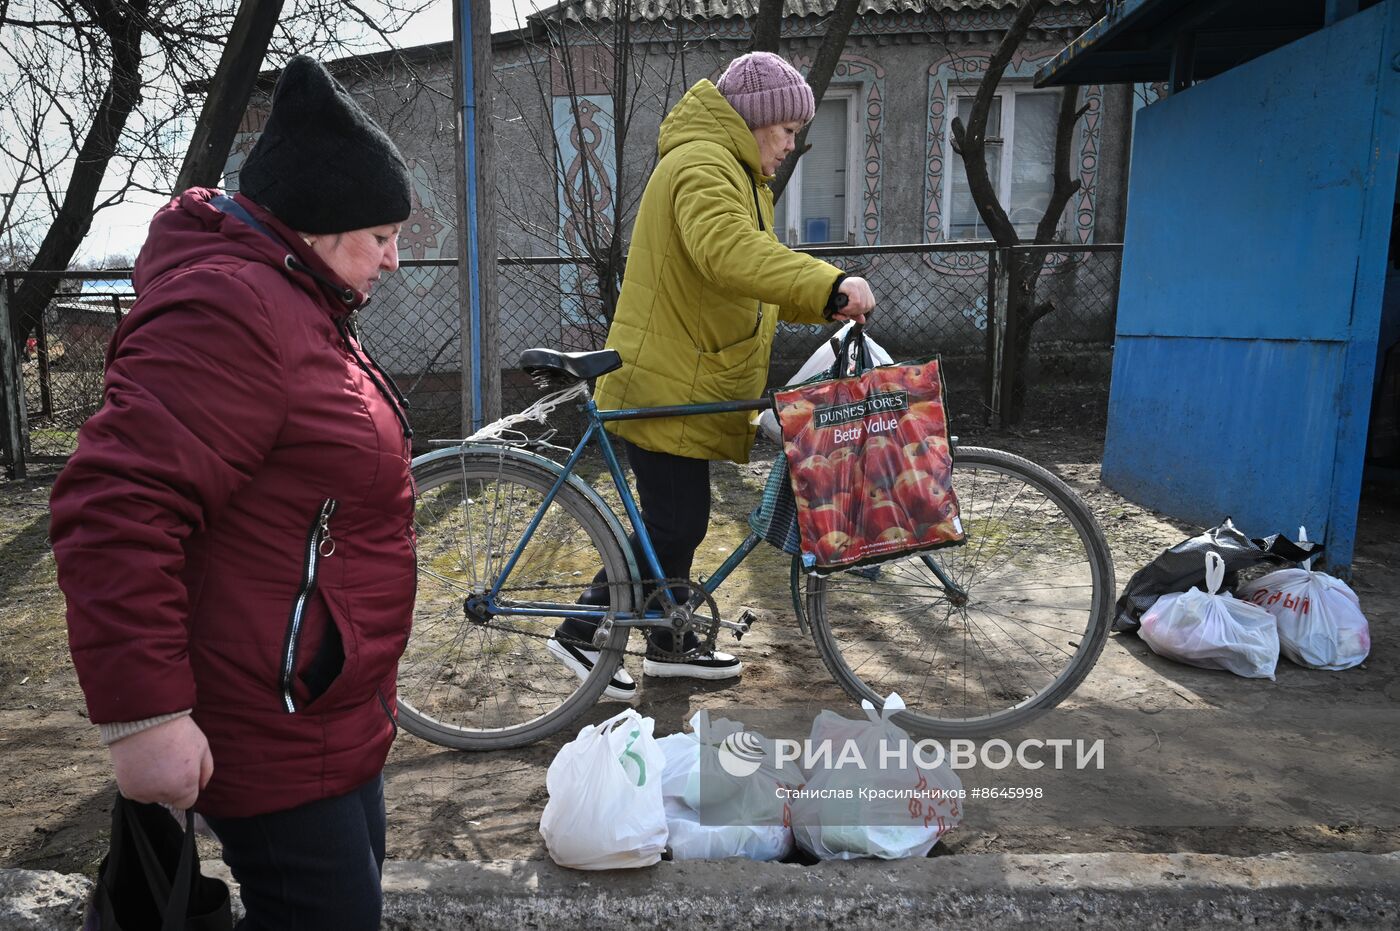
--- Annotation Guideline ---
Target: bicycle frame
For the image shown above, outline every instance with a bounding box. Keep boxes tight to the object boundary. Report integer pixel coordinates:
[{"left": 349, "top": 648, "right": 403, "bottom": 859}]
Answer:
[
  {"left": 480, "top": 392, "right": 772, "bottom": 629},
  {"left": 472, "top": 384, "right": 965, "bottom": 633}
]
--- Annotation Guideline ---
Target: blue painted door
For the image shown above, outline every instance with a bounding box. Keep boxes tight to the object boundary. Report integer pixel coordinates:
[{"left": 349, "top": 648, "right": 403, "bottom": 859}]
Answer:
[{"left": 1103, "top": 0, "right": 1400, "bottom": 572}]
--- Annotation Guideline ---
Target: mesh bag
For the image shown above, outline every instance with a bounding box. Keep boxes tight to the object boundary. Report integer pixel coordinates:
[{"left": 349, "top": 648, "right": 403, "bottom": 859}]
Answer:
[{"left": 749, "top": 453, "right": 802, "bottom": 555}]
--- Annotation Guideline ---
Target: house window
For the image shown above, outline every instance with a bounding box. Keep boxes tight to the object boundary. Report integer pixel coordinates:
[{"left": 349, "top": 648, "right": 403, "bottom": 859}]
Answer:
[
  {"left": 776, "top": 91, "right": 857, "bottom": 245},
  {"left": 945, "top": 89, "right": 1060, "bottom": 240}
]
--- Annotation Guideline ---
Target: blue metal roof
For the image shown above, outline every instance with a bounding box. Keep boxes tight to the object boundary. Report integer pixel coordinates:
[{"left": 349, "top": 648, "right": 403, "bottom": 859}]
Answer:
[{"left": 1035, "top": 0, "right": 1341, "bottom": 87}]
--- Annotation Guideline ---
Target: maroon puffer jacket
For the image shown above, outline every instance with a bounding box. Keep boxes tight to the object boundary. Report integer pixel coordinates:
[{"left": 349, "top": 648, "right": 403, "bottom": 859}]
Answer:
[{"left": 50, "top": 189, "right": 416, "bottom": 819}]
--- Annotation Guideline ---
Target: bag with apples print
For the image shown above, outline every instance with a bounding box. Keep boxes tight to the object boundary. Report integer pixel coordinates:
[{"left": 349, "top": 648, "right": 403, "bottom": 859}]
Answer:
[
  {"left": 773, "top": 325, "right": 965, "bottom": 573},
  {"left": 749, "top": 323, "right": 892, "bottom": 556}
]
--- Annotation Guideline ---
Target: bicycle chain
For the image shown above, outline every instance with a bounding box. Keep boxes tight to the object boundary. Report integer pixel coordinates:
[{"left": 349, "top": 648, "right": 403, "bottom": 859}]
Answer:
[{"left": 463, "top": 577, "right": 720, "bottom": 660}]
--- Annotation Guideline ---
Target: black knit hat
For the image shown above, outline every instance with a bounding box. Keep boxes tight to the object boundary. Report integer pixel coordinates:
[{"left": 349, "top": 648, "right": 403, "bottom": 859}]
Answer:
[{"left": 239, "top": 56, "right": 412, "bottom": 234}]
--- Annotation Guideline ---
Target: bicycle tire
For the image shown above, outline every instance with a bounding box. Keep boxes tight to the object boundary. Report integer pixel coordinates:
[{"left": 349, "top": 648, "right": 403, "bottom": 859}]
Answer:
[
  {"left": 399, "top": 447, "right": 634, "bottom": 750},
  {"left": 805, "top": 446, "right": 1114, "bottom": 737}
]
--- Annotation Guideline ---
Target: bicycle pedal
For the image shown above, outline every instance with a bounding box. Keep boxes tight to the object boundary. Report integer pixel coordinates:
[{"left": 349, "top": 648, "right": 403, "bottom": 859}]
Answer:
[{"left": 734, "top": 608, "right": 760, "bottom": 641}]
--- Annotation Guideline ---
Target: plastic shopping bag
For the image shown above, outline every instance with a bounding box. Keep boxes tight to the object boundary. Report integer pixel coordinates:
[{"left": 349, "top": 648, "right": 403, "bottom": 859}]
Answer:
[
  {"left": 1138, "top": 552, "right": 1281, "bottom": 679},
  {"left": 1237, "top": 528, "right": 1369, "bottom": 670},
  {"left": 774, "top": 327, "right": 963, "bottom": 572},
  {"left": 539, "top": 709, "right": 667, "bottom": 870},
  {"left": 662, "top": 803, "right": 792, "bottom": 861},
  {"left": 756, "top": 321, "right": 894, "bottom": 441},
  {"left": 790, "top": 693, "right": 962, "bottom": 860},
  {"left": 1113, "top": 518, "right": 1321, "bottom": 633},
  {"left": 653, "top": 711, "right": 798, "bottom": 861}
]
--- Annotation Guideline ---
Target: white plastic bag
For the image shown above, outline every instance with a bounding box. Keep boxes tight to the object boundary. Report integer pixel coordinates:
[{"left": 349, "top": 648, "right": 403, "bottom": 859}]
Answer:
[
  {"left": 539, "top": 709, "right": 667, "bottom": 870},
  {"left": 756, "top": 321, "right": 894, "bottom": 441},
  {"left": 790, "top": 693, "right": 962, "bottom": 860},
  {"left": 661, "top": 795, "right": 792, "bottom": 861},
  {"left": 1237, "top": 528, "right": 1369, "bottom": 670},
  {"left": 653, "top": 711, "right": 796, "bottom": 861},
  {"left": 1139, "top": 552, "right": 1280, "bottom": 679}
]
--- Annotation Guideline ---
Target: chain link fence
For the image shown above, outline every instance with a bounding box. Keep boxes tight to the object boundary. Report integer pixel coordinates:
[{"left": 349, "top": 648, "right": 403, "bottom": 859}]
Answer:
[
  {"left": 1, "top": 272, "right": 132, "bottom": 471},
  {"left": 353, "top": 258, "right": 464, "bottom": 444},
  {"left": 1, "top": 243, "right": 1120, "bottom": 476},
  {"left": 484, "top": 242, "right": 1122, "bottom": 428}
]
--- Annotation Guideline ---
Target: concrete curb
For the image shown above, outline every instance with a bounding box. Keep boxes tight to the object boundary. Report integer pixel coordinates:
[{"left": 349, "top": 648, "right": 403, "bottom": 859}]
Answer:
[{"left": 4, "top": 852, "right": 1399, "bottom": 930}]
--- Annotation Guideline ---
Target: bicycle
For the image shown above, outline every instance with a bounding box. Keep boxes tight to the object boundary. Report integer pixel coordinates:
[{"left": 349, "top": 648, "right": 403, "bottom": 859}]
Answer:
[{"left": 399, "top": 344, "right": 1115, "bottom": 751}]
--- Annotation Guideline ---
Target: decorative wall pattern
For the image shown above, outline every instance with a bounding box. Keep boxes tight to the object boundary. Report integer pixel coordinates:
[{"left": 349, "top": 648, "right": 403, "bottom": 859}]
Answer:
[
  {"left": 398, "top": 159, "right": 451, "bottom": 298},
  {"left": 1073, "top": 83, "right": 1101, "bottom": 245},
  {"left": 553, "top": 94, "right": 617, "bottom": 327},
  {"left": 923, "top": 46, "right": 1102, "bottom": 275},
  {"left": 845, "top": 55, "right": 886, "bottom": 246},
  {"left": 1133, "top": 81, "right": 1168, "bottom": 113}
]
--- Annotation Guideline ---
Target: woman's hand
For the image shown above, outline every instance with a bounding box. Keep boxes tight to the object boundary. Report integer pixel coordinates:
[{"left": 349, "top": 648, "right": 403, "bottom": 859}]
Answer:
[
  {"left": 109, "top": 716, "right": 214, "bottom": 810},
  {"left": 835, "top": 276, "right": 875, "bottom": 324}
]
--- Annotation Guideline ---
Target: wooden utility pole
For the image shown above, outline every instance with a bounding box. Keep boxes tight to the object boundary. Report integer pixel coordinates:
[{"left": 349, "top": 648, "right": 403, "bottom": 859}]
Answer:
[
  {"left": 455, "top": 0, "right": 498, "bottom": 432},
  {"left": 174, "top": 0, "right": 286, "bottom": 192}
]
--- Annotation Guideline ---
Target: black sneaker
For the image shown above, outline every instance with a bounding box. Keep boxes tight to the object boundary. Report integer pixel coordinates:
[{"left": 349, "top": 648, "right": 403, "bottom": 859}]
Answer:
[
  {"left": 642, "top": 649, "right": 742, "bottom": 680},
  {"left": 547, "top": 637, "right": 637, "bottom": 701}
]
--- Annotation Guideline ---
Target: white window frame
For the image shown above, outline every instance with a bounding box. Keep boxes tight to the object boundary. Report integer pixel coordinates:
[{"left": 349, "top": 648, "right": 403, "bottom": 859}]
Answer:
[
  {"left": 942, "top": 85, "right": 1061, "bottom": 240},
  {"left": 780, "top": 87, "right": 861, "bottom": 245}
]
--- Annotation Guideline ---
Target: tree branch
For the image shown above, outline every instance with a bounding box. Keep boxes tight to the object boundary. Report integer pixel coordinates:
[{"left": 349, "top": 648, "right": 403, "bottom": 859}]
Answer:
[
  {"left": 1027, "top": 299, "right": 1055, "bottom": 326},
  {"left": 949, "top": 0, "right": 1050, "bottom": 245},
  {"left": 1032, "top": 83, "right": 1084, "bottom": 245},
  {"left": 751, "top": 0, "right": 783, "bottom": 52},
  {"left": 771, "top": 0, "right": 859, "bottom": 202}
]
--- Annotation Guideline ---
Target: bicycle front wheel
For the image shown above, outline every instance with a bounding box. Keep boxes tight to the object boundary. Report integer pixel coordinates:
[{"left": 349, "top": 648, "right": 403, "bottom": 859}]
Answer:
[
  {"left": 806, "top": 446, "right": 1114, "bottom": 737},
  {"left": 400, "top": 448, "right": 634, "bottom": 750}
]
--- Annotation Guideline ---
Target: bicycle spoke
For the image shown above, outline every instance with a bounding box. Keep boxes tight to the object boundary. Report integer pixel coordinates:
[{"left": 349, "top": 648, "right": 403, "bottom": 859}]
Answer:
[
  {"left": 808, "top": 447, "right": 1112, "bottom": 737},
  {"left": 399, "top": 451, "right": 634, "bottom": 749}
]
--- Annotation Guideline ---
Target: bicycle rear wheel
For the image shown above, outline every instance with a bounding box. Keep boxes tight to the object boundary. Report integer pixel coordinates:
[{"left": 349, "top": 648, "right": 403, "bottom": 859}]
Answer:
[
  {"left": 805, "top": 446, "right": 1114, "bottom": 737},
  {"left": 400, "top": 448, "right": 634, "bottom": 750}
]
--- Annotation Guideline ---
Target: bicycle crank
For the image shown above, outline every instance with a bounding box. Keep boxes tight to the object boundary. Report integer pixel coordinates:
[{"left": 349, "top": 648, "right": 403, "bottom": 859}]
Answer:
[{"left": 639, "top": 580, "right": 722, "bottom": 662}]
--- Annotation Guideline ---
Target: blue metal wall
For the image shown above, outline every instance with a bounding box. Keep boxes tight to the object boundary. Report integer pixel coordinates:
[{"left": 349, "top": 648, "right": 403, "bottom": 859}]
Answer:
[{"left": 1103, "top": 1, "right": 1400, "bottom": 572}]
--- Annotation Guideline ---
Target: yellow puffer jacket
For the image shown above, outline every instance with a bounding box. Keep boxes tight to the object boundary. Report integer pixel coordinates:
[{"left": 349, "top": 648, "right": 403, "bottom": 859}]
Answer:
[{"left": 593, "top": 79, "right": 844, "bottom": 463}]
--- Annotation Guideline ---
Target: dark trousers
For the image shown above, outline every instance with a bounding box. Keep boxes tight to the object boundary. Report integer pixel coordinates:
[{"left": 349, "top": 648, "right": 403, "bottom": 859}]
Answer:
[
  {"left": 559, "top": 438, "right": 711, "bottom": 651},
  {"left": 206, "top": 775, "right": 386, "bottom": 931}
]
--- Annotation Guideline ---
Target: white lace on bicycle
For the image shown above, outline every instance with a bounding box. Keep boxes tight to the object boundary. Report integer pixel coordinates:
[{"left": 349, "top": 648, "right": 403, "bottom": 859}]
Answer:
[{"left": 458, "top": 381, "right": 588, "bottom": 447}]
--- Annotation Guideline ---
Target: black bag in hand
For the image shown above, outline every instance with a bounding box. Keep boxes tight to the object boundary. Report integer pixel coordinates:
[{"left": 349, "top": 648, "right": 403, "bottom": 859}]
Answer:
[{"left": 84, "top": 795, "right": 232, "bottom": 931}]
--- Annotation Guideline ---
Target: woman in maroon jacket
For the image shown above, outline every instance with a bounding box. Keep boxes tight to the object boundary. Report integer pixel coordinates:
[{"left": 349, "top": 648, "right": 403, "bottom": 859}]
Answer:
[{"left": 50, "top": 57, "right": 416, "bottom": 929}]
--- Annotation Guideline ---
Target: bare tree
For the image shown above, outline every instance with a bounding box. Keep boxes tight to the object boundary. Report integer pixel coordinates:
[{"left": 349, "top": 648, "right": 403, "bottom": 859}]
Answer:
[
  {"left": 175, "top": 0, "right": 287, "bottom": 192},
  {"left": 751, "top": 0, "right": 862, "bottom": 200},
  {"left": 493, "top": 0, "right": 689, "bottom": 348},
  {"left": 490, "top": 0, "right": 865, "bottom": 349},
  {"left": 750, "top": 0, "right": 785, "bottom": 52},
  {"left": 949, "top": 0, "right": 1099, "bottom": 426},
  {"left": 0, "top": 0, "right": 431, "bottom": 346}
]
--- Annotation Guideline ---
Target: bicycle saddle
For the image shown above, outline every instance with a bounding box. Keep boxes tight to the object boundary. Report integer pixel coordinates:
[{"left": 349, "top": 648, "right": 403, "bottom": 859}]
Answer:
[{"left": 519, "top": 348, "right": 622, "bottom": 380}]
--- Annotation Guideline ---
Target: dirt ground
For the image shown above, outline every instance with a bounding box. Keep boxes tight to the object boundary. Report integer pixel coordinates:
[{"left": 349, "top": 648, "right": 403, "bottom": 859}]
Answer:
[{"left": 2, "top": 384, "right": 1397, "bottom": 876}]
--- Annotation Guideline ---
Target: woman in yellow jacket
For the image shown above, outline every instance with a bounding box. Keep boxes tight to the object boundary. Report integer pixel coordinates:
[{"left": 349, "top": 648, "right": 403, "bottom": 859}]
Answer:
[{"left": 550, "top": 52, "right": 875, "bottom": 695}]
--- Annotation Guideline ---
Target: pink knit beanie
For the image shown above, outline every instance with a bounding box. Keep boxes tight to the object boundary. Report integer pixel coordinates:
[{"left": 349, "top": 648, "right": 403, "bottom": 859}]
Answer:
[{"left": 715, "top": 52, "right": 815, "bottom": 129}]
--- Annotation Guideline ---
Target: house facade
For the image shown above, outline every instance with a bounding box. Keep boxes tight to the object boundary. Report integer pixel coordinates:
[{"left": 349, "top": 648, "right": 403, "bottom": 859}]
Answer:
[{"left": 223, "top": 0, "right": 1132, "bottom": 435}]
